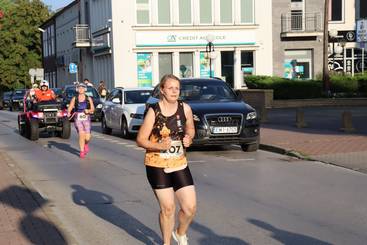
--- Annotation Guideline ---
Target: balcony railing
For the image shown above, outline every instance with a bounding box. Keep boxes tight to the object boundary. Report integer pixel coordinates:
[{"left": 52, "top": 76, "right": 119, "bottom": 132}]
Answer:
[
  {"left": 281, "top": 12, "right": 322, "bottom": 36},
  {"left": 73, "top": 24, "right": 91, "bottom": 48}
]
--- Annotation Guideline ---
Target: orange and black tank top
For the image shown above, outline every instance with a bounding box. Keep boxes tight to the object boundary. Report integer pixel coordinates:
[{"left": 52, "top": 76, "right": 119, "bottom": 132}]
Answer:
[{"left": 144, "top": 101, "right": 187, "bottom": 168}]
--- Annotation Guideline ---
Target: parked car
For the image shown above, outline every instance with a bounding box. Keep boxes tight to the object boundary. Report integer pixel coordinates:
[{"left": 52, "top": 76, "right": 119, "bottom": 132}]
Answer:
[
  {"left": 146, "top": 78, "right": 260, "bottom": 151},
  {"left": 9, "top": 89, "right": 26, "bottom": 111},
  {"left": 101, "top": 87, "right": 153, "bottom": 138},
  {"left": 63, "top": 85, "right": 103, "bottom": 121},
  {"left": 1, "top": 91, "right": 13, "bottom": 110}
]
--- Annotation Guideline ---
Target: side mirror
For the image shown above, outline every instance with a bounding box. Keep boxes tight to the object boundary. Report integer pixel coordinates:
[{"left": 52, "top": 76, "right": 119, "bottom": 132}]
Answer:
[{"left": 112, "top": 98, "right": 121, "bottom": 104}]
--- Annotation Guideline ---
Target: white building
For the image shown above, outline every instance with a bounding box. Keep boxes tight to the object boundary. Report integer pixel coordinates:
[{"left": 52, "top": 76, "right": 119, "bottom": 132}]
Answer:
[{"left": 44, "top": 0, "right": 273, "bottom": 89}]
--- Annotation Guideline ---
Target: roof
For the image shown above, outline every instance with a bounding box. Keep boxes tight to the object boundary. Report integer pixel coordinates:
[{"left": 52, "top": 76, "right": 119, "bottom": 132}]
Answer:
[{"left": 41, "top": 0, "right": 80, "bottom": 28}]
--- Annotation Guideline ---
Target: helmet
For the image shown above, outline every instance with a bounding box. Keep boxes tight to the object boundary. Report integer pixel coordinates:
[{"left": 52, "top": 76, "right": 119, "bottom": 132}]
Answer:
[{"left": 40, "top": 80, "right": 49, "bottom": 88}]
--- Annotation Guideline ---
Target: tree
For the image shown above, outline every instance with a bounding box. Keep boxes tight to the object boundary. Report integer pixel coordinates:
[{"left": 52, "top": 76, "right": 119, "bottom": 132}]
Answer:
[{"left": 0, "top": 0, "right": 50, "bottom": 91}]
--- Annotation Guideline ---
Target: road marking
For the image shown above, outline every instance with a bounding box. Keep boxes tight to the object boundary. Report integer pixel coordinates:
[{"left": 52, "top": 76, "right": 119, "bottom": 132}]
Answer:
[
  {"left": 126, "top": 145, "right": 136, "bottom": 148},
  {"left": 118, "top": 142, "right": 127, "bottom": 145},
  {"left": 134, "top": 147, "right": 144, "bottom": 151},
  {"left": 188, "top": 160, "right": 206, "bottom": 163},
  {"left": 225, "top": 158, "right": 255, "bottom": 162}
]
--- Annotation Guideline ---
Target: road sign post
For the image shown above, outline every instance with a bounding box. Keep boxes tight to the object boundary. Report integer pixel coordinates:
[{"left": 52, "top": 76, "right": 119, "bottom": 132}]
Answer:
[
  {"left": 357, "top": 19, "right": 367, "bottom": 74},
  {"left": 69, "top": 63, "right": 78, "bottom": 83}
]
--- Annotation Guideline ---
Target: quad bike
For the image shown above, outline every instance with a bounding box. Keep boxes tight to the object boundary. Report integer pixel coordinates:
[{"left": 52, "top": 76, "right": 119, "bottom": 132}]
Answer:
[{"left": 18, "top": 96, "right": 71, "bottom": 141}]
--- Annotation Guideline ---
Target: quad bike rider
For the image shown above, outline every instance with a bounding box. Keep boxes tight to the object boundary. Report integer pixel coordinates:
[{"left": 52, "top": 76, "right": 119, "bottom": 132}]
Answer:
[{"left": 18, "top": 80, "right": 71, "bottom": 141}]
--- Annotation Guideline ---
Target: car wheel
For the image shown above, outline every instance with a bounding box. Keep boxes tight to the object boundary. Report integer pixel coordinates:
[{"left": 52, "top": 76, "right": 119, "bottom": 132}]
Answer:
[
  {"left": 101, "top": 114, "right": 112, "bottom": 135},
  {"left": 60, "top": 119, "right": 71, "bottom": 139},
  {"left": 241, "top": 142, "right": 259, "bottom": 152},
  {"left": 29, "top": 119, "right": 39, "bottom": 141},
  {"left": 121, "top": 117, "right": 130, "bottom": 139}
]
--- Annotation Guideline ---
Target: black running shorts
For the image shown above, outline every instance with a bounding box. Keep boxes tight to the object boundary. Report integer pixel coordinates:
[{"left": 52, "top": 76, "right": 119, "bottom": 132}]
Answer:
[{"left": 146, "top": 165, "right": 194, "bottom": 192}]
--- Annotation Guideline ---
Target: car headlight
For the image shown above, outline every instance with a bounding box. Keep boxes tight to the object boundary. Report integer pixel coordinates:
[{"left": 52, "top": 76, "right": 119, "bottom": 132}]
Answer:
[
  {"left": 97, "top": 104, "right": 103, "bottom": 109},
  {"left": 246, "top": 112, "right": 257, "bottom": 120},
  {"left": 130, "top": 113, "right": 144, "bottom": 119},
  {"left": 193, "top": 114, "right": 201, "bottom": 122}
]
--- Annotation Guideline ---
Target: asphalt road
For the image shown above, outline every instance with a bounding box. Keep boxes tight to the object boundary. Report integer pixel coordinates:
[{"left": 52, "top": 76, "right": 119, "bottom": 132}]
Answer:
[{"left": 1, "top": 110, "right": 367, "bottom": 245}]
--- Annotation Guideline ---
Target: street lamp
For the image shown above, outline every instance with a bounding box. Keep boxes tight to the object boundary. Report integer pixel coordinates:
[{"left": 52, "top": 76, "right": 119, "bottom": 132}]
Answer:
[{"left": 206, "top": 34, "right": 216, "bottom": 78}]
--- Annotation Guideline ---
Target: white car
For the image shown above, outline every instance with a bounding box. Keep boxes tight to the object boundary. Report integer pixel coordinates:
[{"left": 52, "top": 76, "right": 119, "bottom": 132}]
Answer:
[{"left": 101, "top": 87, "right": 153, "bottom": 138}]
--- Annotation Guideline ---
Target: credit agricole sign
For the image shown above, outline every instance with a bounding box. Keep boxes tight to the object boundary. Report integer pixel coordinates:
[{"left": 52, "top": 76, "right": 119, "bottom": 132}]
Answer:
[{"left": 136, "top": 30, "right": 256, "bottom": 47}]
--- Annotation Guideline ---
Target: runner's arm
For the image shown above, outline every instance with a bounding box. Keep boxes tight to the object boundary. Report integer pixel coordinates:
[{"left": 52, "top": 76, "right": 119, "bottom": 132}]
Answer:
[
  {"left": 87, "top": 97, "right": 95, "bottom": 114},
  {"left": 183, "top": 103, "right": 195, "bottom": 139}
]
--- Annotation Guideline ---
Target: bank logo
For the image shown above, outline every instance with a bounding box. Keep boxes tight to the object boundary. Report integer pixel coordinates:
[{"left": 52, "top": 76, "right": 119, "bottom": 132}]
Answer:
[{"left": 167, "top": 35, "right": 177, "bottom": 42}]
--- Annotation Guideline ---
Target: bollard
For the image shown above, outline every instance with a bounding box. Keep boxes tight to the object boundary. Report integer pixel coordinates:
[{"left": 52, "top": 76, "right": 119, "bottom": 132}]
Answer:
[
  {"left": 260, "top": 106, "right": 268, "bottom": 123},
  {"left": 295, "top": 108, "right": 307, "bottom": 128},
  {"left": 340, "top": 111, "right": 355, "bottom": 133}
]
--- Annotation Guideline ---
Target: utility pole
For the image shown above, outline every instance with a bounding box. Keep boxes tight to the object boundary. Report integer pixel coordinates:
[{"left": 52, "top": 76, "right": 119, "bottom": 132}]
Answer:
[{"left": 323, "top": 0, "right": 331, "bottom": 95}]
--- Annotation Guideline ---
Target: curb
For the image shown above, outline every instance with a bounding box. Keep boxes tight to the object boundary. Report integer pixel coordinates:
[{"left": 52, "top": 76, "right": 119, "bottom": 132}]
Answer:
[{"left": 260, "top": 143, "right": 312, "bottom": 160}]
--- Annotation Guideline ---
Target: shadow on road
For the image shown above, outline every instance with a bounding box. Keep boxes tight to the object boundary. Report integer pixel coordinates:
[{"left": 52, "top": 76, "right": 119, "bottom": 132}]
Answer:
[
  {"left": 47, "top": 140, "right": 80, "bottom": 157},
  {"left": 247, "top": 218, "right": 332, "bottom": 245},
  {"left": 0, "top": 185, "right": 67, "bottom": 244},
  {"left": 191, "top": 221, "right": 248, "bottom": 245},
  {"left": 71, "top": 184, "right": 161, "bottom": 244}
]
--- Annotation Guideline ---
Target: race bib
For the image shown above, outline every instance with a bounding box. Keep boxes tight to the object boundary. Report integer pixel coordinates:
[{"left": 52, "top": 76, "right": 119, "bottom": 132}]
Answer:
[
  {"left": 160, "top": 140, "right": 184, "bottom": 159},
  {"left": 77, "top": 112, "right": 88, "bottom": 121}
]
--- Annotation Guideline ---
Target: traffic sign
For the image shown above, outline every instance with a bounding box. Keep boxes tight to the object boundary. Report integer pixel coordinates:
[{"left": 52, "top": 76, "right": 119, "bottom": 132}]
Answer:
[
  {"left": 69, "top": 63, "right": 78, "bottom": 74},
  {"left": 357, "top": 19, "right": 367, "bottom": 43}
]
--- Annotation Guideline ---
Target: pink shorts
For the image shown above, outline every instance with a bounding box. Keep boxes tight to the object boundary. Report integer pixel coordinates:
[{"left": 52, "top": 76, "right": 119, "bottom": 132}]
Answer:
[{"left": 74, "top": 113, "right": 91, "bottom": 133}]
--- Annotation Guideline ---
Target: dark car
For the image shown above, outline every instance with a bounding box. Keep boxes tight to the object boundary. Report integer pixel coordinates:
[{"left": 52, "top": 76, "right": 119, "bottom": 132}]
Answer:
[
  {"left": 10, "top": 89, "right": 26, "bottom": 111},
  {"left": 63, "top": 85, "right": 103, "bottom": 121},
  {"left": 51, "top": 88, "right": 64, "bottom": 103},
  {"left": 146, "top": 78, "right": 260, "bottom": 152},
  {"left": 1, "top": 91, "right": 13, "bottom": 110}
]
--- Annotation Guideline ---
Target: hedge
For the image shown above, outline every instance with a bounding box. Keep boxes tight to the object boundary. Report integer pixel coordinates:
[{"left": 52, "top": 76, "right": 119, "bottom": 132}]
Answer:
[{"left": 244, "top": 74, "right": 367, "bottom": 99}]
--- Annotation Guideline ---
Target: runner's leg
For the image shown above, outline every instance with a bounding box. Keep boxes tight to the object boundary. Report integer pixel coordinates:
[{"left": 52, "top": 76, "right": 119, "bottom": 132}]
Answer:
[
  {"left": 175, "top": 185, "right": 196, "bottom": 236},
  {"left": 154, "top": 188, "right": 176, "bottom": 245}
]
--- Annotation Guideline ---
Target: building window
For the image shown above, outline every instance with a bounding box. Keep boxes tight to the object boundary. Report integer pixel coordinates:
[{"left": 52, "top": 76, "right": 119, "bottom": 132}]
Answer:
[
  {"left": 199, "top": 0, "right": 212, "bottom": 24},
  {"left": 136, "top": 0, "right": 150, "bottom": 25},
  {"left": 359, "top": 0, "right": 367, "bottom": 18},
  {"left": 159, "top": 53, "right": 173, "bottom": 80},
  {"left": 283, "top": 50, "right": 313, "bottom": 80},
  {"left": 158, "top": 0, "right": 171, "bottom": 24},
  {"left": 220, "top": 0, "right": 232, "bottom": 24},
  {"left": 179, "top": 0, "right": 192, "bottom": 24},
  {"left": 179, "top": 53, "right": 193, "bottom": 78},
  {"left": 240, "top": 0, "right": 254, "bottom": 23},
  {"left": 241, "top": 51, "right": 254, "bottom": 77},
  {"left": 329, "top": 0, "right": 343, "bottom": 22}
]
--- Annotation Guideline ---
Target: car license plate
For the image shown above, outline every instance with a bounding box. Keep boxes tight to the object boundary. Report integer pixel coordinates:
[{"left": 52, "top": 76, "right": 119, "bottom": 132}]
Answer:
[{"left": 212, "top": 127, "right": 238, "bottom": 134}]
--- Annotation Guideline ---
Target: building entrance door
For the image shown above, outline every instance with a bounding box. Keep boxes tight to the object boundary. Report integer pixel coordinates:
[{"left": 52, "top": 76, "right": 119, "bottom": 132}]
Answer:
[{"left": 221, "top": 51, "right": 234, "bottom": 87}]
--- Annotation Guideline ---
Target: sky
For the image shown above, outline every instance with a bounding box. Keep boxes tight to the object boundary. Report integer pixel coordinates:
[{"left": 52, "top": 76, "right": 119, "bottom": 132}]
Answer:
[{"left": 42, "top": 0, "right": 74, "bottom": 11}]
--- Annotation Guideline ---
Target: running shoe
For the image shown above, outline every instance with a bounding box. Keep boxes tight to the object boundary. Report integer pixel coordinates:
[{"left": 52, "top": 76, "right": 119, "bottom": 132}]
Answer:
[
  {"left": 80, "top": 151, "right": 86, "bottom": 159},
  {"left": 84, "top": 144, "right": 89, "bottom": 154},
  {"left": 172, "top": 230, "right": 188, "bottom": 245}
]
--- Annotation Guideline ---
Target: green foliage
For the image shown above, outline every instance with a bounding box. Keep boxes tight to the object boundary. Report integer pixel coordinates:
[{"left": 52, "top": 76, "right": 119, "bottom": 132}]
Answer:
[
  {"left": 0, "top": 0, "right": 50, "bottom": 92},
  {"left": 245, "top": 74, "right": 367, "bottom": 99}
]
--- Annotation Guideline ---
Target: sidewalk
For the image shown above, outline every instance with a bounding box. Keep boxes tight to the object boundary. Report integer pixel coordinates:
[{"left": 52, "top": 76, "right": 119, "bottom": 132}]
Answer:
[
  {"left": 260, "top": 106, "right": 367, "bottom": 173},
  {"left": 0, "top": 151, "right": 67, "bottom": 245}
]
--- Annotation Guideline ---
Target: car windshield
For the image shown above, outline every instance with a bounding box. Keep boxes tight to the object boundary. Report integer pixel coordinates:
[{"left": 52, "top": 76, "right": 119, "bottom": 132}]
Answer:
[
  {"left": 3, "top": 92, "right": 12, "bottom": 98},
  {"left": 65, "top": 87, "right": 99, "bottom": 98},
  {"left": 14, "top": 90, "right": 25, "bottom": 95},
  {"left": 124, "top": 90, "right": 152, "bottom": 104},
  {"left": 180, "top": 82, "right": 237, "bottom": 102}
]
